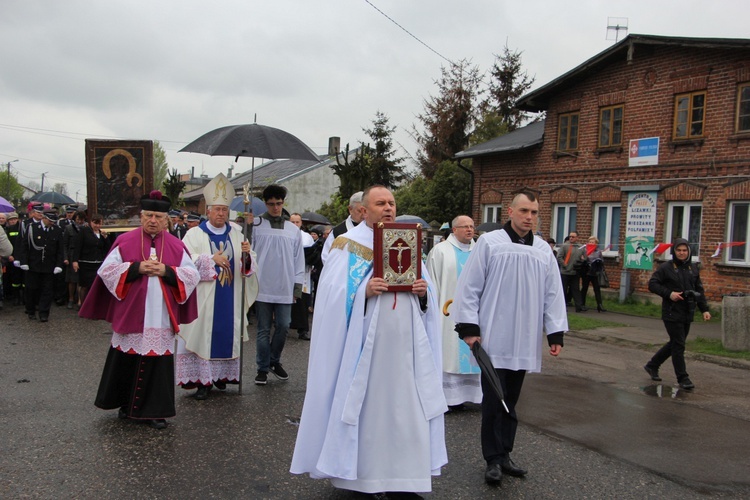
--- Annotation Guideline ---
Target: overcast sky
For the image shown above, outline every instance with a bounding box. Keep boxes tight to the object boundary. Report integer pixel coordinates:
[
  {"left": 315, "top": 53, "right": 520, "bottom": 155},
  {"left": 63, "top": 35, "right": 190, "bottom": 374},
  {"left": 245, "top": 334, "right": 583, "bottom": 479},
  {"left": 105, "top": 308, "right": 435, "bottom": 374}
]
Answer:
[{"left": 1, "top": 0, "right": 747, "bottom": 205}]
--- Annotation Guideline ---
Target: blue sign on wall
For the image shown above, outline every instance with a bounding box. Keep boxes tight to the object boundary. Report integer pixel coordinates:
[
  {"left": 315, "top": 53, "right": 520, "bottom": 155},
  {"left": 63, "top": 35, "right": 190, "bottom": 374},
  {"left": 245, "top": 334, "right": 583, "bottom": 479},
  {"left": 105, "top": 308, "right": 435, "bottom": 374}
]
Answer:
[{"left": 629, "top": 137, "right": 660, "bottom": 167}]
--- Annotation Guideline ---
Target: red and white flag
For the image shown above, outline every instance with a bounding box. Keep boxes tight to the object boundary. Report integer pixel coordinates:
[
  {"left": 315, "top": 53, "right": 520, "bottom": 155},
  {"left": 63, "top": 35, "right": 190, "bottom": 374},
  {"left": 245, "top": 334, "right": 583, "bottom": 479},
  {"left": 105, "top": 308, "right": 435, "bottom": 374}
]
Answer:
[
  {"left": 647, "top": 243, "right": 672, "bottom": 257},
  {"left": 711, "top": 241, "right": 745, "bottom": 258}
]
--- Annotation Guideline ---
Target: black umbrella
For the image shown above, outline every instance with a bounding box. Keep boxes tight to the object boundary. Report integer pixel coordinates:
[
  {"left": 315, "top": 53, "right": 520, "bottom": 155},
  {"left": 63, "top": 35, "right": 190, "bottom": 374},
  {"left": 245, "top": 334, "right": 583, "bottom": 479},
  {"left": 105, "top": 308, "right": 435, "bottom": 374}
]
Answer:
[
  {"left": 301, "top": 211, "right": 330, "bottom": 225},
  {"left": 471, "top": 342, "right": 509, "bottom": 413},
  {"left": 31, "top": 191, "right": 76, "bottom": 205},
  {"left": 476, "top": 222, "right": 503, "bottom": 232},
  {"left": 395, "top": 214, "right": 429, "bottom": 226},
  {"left": 179, "top": 123, "right": 319, "bottom": 162}
]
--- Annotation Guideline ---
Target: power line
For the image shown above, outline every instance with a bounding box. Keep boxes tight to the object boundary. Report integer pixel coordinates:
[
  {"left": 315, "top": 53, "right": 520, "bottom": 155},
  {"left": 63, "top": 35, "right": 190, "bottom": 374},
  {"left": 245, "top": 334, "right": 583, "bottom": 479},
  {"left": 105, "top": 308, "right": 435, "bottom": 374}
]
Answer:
[{"left": 363, "top": 0, "right": 453, "bottom": 65}]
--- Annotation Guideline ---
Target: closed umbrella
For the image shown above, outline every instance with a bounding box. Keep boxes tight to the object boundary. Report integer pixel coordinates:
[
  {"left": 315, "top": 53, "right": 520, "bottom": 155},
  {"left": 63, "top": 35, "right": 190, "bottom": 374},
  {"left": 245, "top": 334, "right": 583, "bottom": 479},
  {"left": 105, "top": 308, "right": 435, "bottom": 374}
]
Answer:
[{"left": 472, "top": 342, "right": 509, "bottom": 413}]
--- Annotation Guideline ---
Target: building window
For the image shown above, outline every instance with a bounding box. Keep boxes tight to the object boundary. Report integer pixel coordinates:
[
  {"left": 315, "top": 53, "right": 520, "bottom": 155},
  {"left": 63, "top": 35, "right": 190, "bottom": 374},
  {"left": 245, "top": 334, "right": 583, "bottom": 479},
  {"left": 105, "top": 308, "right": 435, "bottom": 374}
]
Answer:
[
  {"left": 593, "top": 203, "right": 621, "bottom": 253},
  {"left": 666, "top": 202, "right": 702, "bottom": 257},
  {"left": 557, "top": 112, "right": 579, "bottom": 151},
  {"left": 673, "top": 91, "right": 706, "bottom": 139},
  {"left": 482, "top": 204, "right": 502, "bottom": 223},
  {"left": 737, "top": 83, "right": 750, "bottom": 133},
  {"left": 552, "top": 204, "right": 577, "bottom": 243},
  {"left": 598, "top": 105, "right": 624, "bottom": 147},
  {"left": 727, "top": 202, "right": 749, "bottom": 264}
]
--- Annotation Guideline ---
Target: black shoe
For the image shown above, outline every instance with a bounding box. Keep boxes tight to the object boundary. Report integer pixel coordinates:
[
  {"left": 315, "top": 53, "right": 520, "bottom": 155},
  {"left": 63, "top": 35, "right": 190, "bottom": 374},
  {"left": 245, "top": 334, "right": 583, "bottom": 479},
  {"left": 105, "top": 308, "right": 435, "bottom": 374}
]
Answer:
[
  {"left": 270, "top": 363, "right": 289, "bottom": 380},
  {"left": 194, "top": 385, "right": 211, "bottom": 400},
  {"left": 298, "top": 331, "right": 311, "bottom": 341},
  {"left": 679, "top": 378, "right": 695, "bottom": 390},
  {"left": 147, "top": 419, "right": 168, "bottom": 430},
  {"left": 214, "top": 380, "right": 227, "bottom": 391},
  {"left": 118, "top": 406, "right": 128, "bottom": 419},
  {"left": 67, "top": 301, "right": 73, "bottom": 310},
  {"left": 254, "top": 371, "right": 268, "bottom": 385},
  {"left": 644, "top": 365, "right": 662, "bottom": 381},
  {"left": 484, "top": 463, "right": 503, "bottom": 485},
  {"left": 39, "top": 315, "right": 49, "bottom": 323},
  {"left": 501, "top": 457, "right": 527, "bottom": 477},
  {"left": 597, "top": 305, "right": 607, "bottom": 312},
  {"left": 28, "top": 314, "right": 37, "bottom": 321},
  {"left": 576, "top": 306, "right": 589, "bottom": 312}
]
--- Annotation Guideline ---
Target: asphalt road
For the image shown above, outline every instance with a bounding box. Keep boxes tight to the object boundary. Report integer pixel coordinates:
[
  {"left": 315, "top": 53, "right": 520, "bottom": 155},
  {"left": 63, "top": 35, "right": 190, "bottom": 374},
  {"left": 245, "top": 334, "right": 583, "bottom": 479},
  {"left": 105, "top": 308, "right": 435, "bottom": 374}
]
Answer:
[{"left": 2, "top": 302, "right": 749, "bottom": 499}]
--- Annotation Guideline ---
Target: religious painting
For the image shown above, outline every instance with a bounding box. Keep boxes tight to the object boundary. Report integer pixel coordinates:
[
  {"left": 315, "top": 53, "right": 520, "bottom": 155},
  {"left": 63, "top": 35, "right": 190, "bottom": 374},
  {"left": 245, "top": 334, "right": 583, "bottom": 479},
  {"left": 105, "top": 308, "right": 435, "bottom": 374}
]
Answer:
[
  {"left": 85, "top": 140, "right": 154, "bottom": 224},
  {"left": 373, "top": 222, "right": 422, "bottom": 292}
]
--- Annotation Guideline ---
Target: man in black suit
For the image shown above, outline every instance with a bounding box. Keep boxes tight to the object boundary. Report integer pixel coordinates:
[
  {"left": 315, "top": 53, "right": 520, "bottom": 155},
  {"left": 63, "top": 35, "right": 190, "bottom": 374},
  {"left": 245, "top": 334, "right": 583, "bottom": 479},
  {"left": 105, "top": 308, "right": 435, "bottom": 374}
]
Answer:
[
  {"left": 169, "top": 210, "right": 187, "bottom": 239},
  {"left": 14, "top": 210, "right": 65, "bottom": 322}
]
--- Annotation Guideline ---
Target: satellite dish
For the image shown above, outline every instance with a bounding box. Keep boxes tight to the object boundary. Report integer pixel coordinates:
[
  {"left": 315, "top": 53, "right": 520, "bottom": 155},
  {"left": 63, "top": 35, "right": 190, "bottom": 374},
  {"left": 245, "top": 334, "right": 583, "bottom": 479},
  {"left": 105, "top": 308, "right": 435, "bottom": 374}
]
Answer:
[{"left": 606, "top": 17, "right": 629, "bottom": 42}]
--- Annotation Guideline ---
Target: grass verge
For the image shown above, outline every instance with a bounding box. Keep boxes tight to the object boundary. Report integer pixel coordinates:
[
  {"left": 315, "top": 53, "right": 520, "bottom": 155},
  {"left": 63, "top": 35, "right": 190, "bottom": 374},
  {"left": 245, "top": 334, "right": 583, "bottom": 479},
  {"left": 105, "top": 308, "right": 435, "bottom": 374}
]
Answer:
[{"left": 687, "top": 337, "right": 750, "bottom": 360}]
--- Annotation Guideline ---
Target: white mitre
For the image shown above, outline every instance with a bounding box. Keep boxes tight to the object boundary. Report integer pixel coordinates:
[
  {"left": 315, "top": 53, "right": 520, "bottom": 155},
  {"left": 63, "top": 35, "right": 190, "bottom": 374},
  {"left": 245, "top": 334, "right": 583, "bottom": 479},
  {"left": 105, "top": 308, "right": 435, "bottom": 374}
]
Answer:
[{"left": 204, "top": 172, "right": 231, "bottom": 206}]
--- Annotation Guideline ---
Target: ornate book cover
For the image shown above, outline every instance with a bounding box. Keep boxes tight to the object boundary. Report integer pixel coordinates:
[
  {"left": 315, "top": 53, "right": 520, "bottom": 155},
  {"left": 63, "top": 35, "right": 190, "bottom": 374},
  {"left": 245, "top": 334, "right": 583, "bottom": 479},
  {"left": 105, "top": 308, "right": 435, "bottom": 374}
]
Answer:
[{"left": 373, "top": 222, "right": 422, "bottom": 292}]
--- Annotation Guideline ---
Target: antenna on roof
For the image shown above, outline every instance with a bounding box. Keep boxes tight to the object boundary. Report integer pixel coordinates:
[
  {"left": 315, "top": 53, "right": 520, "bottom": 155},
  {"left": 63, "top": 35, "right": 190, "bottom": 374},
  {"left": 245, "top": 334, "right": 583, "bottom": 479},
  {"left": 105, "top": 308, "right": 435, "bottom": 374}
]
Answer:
[{"left": 606, "top": 17, "right": 628, "bottom": 43}]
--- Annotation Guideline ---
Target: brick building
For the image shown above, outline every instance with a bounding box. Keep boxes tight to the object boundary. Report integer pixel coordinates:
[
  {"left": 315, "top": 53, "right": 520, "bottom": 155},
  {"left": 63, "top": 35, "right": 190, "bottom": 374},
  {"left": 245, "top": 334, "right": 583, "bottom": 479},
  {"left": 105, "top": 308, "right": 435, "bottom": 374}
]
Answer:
[{"left": 456, "top": 34, "right": 750, "bottom": 302}]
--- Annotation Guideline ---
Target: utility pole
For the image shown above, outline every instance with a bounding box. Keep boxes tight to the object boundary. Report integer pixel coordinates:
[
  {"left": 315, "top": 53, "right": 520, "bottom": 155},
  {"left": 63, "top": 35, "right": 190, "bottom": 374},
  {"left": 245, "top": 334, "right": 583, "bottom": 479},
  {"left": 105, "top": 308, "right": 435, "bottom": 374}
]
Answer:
[{"left": 5, "top": 159, "right": 18, "bottom": 199}]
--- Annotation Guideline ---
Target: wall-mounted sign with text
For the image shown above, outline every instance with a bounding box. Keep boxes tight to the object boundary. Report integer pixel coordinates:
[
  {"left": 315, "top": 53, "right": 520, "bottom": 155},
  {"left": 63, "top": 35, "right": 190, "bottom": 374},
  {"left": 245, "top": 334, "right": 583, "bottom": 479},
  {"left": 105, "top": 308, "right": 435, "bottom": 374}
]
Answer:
[{"left": 628, "top": 137, "right": 660, "bottom": 167}]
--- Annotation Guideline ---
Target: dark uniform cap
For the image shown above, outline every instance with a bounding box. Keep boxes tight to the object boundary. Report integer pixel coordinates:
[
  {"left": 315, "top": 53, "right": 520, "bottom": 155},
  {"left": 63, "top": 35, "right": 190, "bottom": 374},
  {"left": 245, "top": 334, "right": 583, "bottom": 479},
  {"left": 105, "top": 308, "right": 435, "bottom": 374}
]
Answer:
[
  {"left": 65, "top": 205, "right": 79, "bottom": 213},
  {"left": 43, "top": 210, "right": 59, "bottom": 221},
  {"left": 168, "top": 209, "right": 182, "bottom": 218},
  {"left": 186, "top": 211, "right": 201, "bottom": 222}
]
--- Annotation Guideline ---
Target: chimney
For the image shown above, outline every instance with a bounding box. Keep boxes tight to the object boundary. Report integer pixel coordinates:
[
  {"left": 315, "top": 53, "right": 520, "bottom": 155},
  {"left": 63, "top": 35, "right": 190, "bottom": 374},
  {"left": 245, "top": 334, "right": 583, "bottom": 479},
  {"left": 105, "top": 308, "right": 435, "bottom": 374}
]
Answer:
[
  {"left": 328, "top": 137, "right": 341, "bottom": 157},
  {"left": 228, "top": 166, "right": 233, "bottom": 179}
]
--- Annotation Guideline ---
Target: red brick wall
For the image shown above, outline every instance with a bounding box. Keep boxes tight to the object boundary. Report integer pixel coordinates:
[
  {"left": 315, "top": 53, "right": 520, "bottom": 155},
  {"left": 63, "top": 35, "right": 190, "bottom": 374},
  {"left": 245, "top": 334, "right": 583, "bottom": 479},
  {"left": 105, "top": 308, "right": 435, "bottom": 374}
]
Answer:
[{"left": 473, "top": 44, "right": 750, "bottom": 301}]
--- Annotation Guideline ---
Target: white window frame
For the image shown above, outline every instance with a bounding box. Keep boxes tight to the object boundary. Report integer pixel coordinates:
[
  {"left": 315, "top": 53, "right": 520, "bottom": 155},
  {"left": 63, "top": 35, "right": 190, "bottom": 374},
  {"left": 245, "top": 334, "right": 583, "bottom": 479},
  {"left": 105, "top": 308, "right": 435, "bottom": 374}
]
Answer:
[
  {"left": 726, "top": 201, "right": 750, "bottom": 266},
  {"left": 482, "top": 204, "right": 502, "bottom": 223},
  {"left": 593, "top": 203, "right": 621, "bottom": 257},
  {"left": 552, "top": 203, "right": 577, "bottom": 244},
  {"left": 665, "top": 202, "right": 702, "bottom": 261}
]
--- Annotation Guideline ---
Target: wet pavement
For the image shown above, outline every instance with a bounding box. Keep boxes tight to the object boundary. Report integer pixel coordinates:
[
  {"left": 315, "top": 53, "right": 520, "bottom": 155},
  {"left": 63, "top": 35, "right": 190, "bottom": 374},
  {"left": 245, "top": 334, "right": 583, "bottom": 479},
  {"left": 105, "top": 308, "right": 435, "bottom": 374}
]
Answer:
[{"left": 2, "top": 301, "right": 749, "bottom": 499}]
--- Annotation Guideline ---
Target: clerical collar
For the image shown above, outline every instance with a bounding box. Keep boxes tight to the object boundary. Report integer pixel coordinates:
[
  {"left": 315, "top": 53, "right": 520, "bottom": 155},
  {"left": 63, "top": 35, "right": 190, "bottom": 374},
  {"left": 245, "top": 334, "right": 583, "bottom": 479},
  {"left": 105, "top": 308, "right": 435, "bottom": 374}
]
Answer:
[
  {"left": 503, "top": 221, "right": 533, "bottom": 246},
  {"left": 262, "top": 213, "right": 286, "bottom": 229},
  {"left": 455, "top": 238, "right": 472, "bottom": 251}
]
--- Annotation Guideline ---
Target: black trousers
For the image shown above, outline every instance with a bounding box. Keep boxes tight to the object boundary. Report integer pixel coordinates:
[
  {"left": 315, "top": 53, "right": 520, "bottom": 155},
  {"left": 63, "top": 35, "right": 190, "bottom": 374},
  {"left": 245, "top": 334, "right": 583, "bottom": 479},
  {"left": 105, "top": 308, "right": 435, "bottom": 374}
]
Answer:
[
  {"left": 24, "top": 271, "right": 54, "bottom": 317},
  {"left": 290, "top": 292, "right": 311, "bottom": 333},
  {"left": 481, "top": 368, "right": 526, "bottom": 465},
  {"left": 646, "top": 321, "right": 692, "bottom": 382},
  {"left": 580, "top": 273, "right": 603, "bottom": 307},
  {"left": 561, "top": 274, "right": 584, "bottom": 310}
]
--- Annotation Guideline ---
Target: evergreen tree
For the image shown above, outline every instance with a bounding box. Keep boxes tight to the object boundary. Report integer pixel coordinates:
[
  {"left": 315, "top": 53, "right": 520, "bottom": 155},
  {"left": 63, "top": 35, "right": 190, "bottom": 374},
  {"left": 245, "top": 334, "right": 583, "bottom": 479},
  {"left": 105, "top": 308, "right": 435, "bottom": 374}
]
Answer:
[
  {"left": 413, "top": 59, "right": 482, "bottom": 179},
  {"left": 474, "top": 45, "right": 536, "bottom": 144},
  {"left": 363, "top": 111, "right": 406, "bottom": 189},
  {"left": 162, "top": 168, "right": 186, "bottom": 208}
]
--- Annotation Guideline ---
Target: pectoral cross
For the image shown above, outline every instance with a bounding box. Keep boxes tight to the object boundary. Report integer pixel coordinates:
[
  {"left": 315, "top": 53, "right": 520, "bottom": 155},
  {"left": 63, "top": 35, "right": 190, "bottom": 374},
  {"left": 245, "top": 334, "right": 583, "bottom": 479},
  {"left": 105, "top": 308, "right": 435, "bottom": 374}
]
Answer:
[{"left": 390, "top": 242, "right": 408, "bottom": 273}]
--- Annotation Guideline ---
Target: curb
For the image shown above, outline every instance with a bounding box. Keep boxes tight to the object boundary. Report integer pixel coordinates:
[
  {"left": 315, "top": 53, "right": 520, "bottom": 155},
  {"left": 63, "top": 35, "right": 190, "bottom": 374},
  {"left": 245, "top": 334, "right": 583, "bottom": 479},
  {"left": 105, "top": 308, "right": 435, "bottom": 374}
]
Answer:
[{"left": 568, "top": 329, "right": 750, "bottom": 371}]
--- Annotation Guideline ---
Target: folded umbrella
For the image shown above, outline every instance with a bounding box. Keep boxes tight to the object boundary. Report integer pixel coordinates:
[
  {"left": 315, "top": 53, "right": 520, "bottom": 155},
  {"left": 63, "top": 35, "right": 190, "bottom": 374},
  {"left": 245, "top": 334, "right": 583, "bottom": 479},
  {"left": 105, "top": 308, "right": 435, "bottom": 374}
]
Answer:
[{"left": 471, "top": 342, "right": 509, "bottom": 413}]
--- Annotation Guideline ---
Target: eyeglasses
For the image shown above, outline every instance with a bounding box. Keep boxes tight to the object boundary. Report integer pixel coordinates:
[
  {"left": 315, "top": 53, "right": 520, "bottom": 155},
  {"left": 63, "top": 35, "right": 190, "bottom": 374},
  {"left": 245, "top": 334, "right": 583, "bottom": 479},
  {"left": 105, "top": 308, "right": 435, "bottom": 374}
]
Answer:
[
  {"left": 454, "top": 225, "right": 475, "bottom": 230},
  {"left": 265, "top": 201, "right": 284, "bottom": 207}
]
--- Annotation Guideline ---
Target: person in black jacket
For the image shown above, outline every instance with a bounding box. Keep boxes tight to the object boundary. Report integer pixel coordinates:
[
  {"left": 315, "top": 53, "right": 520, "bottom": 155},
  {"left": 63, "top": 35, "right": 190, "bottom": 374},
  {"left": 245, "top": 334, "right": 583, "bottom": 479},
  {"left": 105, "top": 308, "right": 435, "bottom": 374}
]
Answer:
[
  {"left": 13, "top": 210, "right": 65, "bottom": 322},
  {"left": 644, "top": 238, "right": 711, "bottom": 390},
  {"left": 72, "top": 213, "right": 112, "bottom": 306}
]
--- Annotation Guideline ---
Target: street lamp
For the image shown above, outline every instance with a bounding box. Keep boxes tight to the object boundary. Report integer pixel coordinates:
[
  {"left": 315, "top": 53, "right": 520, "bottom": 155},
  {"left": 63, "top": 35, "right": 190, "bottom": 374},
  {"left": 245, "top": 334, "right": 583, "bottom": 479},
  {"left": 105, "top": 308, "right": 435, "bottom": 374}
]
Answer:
[{"left": 5, "top": 159, "right": 18, "bottom": 199}]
